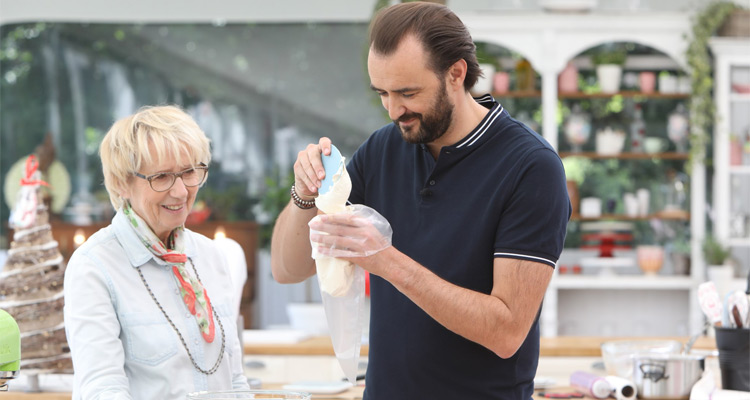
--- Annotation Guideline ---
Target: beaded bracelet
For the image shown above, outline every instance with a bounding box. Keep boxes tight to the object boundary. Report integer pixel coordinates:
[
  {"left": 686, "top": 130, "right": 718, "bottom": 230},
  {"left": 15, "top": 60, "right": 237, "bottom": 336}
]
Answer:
[{"left": 290, "top": 185, "right": 316, "bottom": 210}]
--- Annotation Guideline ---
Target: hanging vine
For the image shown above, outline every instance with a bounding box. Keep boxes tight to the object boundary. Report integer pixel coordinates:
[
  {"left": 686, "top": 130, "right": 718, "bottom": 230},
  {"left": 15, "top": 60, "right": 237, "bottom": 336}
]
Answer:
[{"left": 685, "top": 1, "right": 740, "bottom": 166}]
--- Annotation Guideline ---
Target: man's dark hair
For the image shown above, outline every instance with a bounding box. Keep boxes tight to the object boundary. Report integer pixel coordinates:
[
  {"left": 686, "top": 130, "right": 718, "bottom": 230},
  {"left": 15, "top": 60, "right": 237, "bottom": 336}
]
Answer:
[{"left": 368, "top": 2, "right": 482, "bottom": 91}]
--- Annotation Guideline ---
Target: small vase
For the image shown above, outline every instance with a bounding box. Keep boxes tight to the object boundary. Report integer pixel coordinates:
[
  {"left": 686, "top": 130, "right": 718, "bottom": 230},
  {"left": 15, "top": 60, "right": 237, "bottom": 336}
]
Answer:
[
  {"left": 567, "top": 180, "right": 579, "bottom": 216},
  {"left": 493, "top": 71, "right": 510, "bottom": 94},
  {"left": 639, "top": 71, "right": 656, "bottom": 93},
  {"left": 515, "top": 58, "right": 536, "bottom": 92},
  {"left": 564, "top": 104, "right": 591, "bottom": 152},
  {"left": 730, "top": 135, "right": 743, "bottom": 166},
  {"left": 597, "top": 64, "right": 622, "bottom": 94},
  {"left": 670, "top": 252, "right": 690, "bottom": 276},
  {"left": 659, "top": 73, "right": 678, "bottom": 93},
  {"left": 637, "top": 245, "right": 664, "bottom": 276},
  {"left": 667, "top": 104, "right": 689, "bottom": 153},
  {"left": 472, "top": 63, "right": 496, "bottom": 94},
  {"left": 558, "top": 62, "right": 578, "bottom": 93}
]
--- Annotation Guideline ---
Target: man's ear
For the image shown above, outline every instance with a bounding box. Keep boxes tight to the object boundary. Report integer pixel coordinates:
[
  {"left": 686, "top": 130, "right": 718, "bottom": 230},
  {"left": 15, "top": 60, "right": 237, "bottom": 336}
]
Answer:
[{"left": 446, "top": 58, "right": 468, "bottom": 90}]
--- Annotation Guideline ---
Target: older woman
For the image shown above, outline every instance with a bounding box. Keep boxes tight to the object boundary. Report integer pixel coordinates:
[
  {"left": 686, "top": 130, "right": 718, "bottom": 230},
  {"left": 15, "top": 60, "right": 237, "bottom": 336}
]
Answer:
[{"left": 63, "top": 105, "right": 249, "bottom": 399}]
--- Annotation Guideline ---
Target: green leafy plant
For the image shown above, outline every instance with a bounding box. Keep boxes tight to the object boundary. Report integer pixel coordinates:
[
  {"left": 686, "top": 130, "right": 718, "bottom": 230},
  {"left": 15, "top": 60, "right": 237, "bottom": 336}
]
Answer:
[
  {"left": 257, "top": 171, "right": 295, "bottom": 249},
  {"left": 672, "top": 233, "right": 692, "bottom": 255},
  {"left": 702, "top": 235, "right": 731, "bottom": 265},
  {"left": 198, "top": 185, "right": 255, "bottom": 222},
  {"left": 591, "top": 48, "right": 627, "bottom": 66},
  {"left": 475, "top": 42, "right": 501, "bottom": 70},
  {"left": 686, "top": 1, "right": 740, "bottom": 166},
  {"left": 561, "top": 156, "right": 591, "bottom": 186}
]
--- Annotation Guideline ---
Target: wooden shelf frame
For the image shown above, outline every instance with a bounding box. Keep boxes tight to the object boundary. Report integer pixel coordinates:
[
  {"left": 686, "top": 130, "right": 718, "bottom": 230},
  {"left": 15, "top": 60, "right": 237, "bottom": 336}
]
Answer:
[
  {"left": 491, "top": 90, "right": 690, "bottom": 99},
  {"left": 559, "top": 151, "right": 689, "bottom": 160}
]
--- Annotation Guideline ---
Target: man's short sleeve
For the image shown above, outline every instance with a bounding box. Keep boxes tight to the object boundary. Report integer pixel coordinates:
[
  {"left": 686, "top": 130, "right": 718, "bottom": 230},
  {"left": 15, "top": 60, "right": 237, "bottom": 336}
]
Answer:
[{"left": 494, "top": 148, "right": 571, "bottom": 267}]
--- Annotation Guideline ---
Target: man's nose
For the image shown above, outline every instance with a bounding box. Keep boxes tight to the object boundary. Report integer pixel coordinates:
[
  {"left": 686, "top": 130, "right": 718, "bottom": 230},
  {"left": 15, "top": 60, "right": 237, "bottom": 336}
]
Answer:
[{"left": 384, "top": 96, "right": 405, "bottom": 121}]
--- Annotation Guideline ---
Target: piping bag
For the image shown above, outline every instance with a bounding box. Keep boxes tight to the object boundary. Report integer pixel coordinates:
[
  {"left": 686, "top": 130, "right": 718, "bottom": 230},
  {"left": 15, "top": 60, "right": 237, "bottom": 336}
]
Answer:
[{"left": 310, "top": 144, "right": 366, "bottom": 384}]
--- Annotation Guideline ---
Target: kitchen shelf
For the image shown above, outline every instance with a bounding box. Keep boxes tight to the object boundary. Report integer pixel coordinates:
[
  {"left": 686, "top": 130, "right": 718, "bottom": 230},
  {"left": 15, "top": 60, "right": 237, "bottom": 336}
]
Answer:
[
  {"left": 492, "top": 90, "right": 542, "bottom": 98},
  {"left": 463, "top": 11, "right": 703, "bottom": 336},
  {"left": 558, "top": 91, "right": 690, "bottom": 100},
  {"left": 571, "top": 213, "right": 690, "bottom": 221},
  {"left": 729, "top": 93, "right": 750, "bottom": 102},
  {"left": 552, "top": 275, "right": 695, "bottom": 290},
  {"left": 711, "top": 37, "right": 750, "bottom": 275},
  {"left": 492, "top": 91, "right": 690, "bottom": 100},
  {"left": 728, "top": 238, "right": 750, "bottom": 247},
  {"left": 559, "top": 152, "right": 689, "bottom": 160}
]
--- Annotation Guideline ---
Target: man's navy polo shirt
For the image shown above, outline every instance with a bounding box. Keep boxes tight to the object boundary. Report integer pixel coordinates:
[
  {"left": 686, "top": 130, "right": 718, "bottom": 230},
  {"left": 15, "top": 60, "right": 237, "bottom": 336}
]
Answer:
[{"left": 346, "top": 95, "right": 571, "bottom": 400}]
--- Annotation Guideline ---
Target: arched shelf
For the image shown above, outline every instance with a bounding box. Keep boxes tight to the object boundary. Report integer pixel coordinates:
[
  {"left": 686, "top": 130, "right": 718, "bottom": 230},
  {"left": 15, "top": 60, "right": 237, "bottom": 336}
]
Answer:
[
  {"left": 462, "top": 10, "right": 705, "bottom": 339},
  {"left": 462, "top": 11, "right": 690, "bottom": 77},
  {"left": 462, "top": 11, "right": 691, "bottom": 149}
]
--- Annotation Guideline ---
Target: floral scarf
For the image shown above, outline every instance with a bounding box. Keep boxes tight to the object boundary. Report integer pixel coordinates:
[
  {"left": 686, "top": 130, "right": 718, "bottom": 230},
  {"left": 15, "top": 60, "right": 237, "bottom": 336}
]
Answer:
[{"left": 123, "top": 203, "right": 216, "bottom": 342}]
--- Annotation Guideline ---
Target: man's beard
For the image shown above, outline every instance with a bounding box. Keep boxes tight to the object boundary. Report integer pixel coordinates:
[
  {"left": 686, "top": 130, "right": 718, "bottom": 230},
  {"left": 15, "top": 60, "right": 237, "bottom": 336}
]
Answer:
[{"left": 395, "top": 80, "right": 454, "bottom": 144}]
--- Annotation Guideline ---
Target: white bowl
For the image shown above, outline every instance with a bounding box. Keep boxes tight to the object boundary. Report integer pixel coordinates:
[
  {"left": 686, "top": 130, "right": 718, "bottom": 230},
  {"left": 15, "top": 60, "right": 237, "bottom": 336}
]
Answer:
[
  {"left": 601, "top": 340, "right": 683, "bottom": 379},
  {"left": 644, "top": 137, "right": 663, "bottom": 154},
  {"left": 595, "top": 129, "right": 626, "bottom": 155},
  {"left": 286, "top": 303, "right": 329, "bottom": 335}
]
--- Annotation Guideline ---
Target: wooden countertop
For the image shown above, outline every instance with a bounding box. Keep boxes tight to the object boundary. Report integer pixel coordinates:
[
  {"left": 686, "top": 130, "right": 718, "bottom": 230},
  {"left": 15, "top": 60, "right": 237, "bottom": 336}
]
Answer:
[
  {"left": 538, "top": 335, "right": 717, "bottom": 357},
  {"left": 5, "top": 336, "right": 717, "bottom": 399},
  {"left": 245, "top": 336, "right": 367, "bottom": 356},
  {"left": 0, "top": 393, "right": 70, "bottom": 399},
  {"left": 244, "top": 335, "right": 718, "bottom": 357}
]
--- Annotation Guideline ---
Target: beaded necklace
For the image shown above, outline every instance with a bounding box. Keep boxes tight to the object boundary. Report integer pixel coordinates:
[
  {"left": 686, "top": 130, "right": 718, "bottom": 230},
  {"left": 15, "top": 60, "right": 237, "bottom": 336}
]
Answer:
[{"left": 137, "top": 257, "right": 225, "bottom": 375}]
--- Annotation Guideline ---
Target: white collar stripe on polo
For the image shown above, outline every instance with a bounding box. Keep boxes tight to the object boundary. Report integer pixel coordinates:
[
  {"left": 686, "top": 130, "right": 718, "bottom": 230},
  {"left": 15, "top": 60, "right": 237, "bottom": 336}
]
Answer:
[{"left": 456, "top": 104, "right": 503, "bottom": 149}]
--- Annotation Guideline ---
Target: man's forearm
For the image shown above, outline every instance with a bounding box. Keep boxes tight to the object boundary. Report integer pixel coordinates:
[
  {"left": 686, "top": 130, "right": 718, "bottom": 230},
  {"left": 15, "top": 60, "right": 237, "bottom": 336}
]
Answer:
[{"left": 270, "top": 201, "right": 318, "bottom": 283}]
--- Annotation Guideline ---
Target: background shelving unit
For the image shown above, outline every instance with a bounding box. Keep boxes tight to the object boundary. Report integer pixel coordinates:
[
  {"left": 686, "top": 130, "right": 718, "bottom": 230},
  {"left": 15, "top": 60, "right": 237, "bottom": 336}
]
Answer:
[
  {"left": 710, "top": 37, "right": 750, "bottom": 275},
  {"left": 461, "top": 11, "right": 704, "bottom": 337}
]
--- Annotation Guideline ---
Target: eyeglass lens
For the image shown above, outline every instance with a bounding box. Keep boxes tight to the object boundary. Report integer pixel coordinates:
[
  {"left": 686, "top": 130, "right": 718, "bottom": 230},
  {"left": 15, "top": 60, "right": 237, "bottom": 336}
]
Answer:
[{"left": 149, "top": 167, "right": 207, "bottom": 191}]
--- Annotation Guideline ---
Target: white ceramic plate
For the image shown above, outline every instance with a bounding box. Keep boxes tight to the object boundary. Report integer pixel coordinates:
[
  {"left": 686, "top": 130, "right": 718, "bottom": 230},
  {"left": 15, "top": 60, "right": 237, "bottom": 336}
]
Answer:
[{"left": 282, "top": 381, "right": 353, "bottom": 394}]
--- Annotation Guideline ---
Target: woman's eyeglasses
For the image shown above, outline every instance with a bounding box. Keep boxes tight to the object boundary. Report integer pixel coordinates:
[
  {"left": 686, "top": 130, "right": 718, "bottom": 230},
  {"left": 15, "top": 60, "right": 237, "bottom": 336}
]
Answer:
[{"left": 134, "top": 163, "right": 208, "bottom": 192}]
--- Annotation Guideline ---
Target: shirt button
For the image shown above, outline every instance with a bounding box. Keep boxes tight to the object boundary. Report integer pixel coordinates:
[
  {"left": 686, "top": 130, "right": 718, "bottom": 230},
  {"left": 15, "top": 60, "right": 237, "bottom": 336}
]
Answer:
[
  {"left": 195, "top": 339, "right": 199, "bottom": 345},
  {"left": 186, "top": 313, "right": 191, "bottom": 318},
  {"left": 429, "top": 180, "right": 436, "bottom": 186},
  {"left": 175, "top": 289, "right": 180, "bottom": 295}
]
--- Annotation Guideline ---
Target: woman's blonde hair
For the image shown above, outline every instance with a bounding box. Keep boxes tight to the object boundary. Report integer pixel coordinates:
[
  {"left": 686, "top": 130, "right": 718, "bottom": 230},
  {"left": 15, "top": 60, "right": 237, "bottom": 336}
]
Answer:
[{"left": 100, "top": 105, "right": 211, "bottom": 209}]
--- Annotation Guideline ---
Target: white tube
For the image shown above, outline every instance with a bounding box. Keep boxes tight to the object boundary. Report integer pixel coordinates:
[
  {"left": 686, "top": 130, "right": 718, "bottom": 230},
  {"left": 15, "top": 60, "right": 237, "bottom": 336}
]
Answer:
[{"left": 605, "top": 375, "right": 637, "bottom": 400}]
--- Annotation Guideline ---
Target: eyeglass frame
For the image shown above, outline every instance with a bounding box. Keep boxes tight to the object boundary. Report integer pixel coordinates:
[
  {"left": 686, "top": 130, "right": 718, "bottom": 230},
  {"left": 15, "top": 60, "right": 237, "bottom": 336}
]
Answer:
[{"left": 134, "top": 162, "right": 209, "bottom": 192}]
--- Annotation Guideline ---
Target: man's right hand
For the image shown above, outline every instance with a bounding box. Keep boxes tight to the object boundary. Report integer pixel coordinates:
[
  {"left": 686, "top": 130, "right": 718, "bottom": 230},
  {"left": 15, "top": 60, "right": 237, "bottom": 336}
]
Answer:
[{"left": 293, "top": 137, "right": 333, "bottom": 199}]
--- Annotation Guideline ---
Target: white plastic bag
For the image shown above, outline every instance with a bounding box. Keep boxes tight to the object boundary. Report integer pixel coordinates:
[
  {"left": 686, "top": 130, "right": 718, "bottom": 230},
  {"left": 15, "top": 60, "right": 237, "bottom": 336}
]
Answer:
[
  {"left": 309, "top": 204, "right": 393, "bottom": 383},
  {"left": 315, "top": 265, "right": 366, "bottom": 384},
  {"left": 309, "top": 150, "right": 364, "bottom": 383}
]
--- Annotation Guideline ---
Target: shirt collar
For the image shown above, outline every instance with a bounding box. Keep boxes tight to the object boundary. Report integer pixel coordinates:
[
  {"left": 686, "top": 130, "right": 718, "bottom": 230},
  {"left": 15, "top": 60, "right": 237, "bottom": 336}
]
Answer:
[
  {"left": 452, "top": 94, "right": 505, "bottom": 150},
  {"left": 112, "top": 210, "right": 197, "bottom": 268}
]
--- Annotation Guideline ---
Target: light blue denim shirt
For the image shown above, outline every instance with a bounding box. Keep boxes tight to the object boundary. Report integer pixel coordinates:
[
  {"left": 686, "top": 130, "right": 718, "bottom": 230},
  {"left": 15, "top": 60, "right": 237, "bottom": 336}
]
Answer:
[{"left": 64, "top": 211, "right": 249, "bottom": 399}]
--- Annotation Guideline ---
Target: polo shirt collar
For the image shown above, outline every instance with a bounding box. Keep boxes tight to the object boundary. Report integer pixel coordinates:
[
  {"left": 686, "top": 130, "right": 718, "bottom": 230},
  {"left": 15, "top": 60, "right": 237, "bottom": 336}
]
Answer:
[
  {"left": 112, "top": 209, "right": 198, "bottom": 268},
  {"left": 451, "top": 94, "right": 505, "bottom": 150}
]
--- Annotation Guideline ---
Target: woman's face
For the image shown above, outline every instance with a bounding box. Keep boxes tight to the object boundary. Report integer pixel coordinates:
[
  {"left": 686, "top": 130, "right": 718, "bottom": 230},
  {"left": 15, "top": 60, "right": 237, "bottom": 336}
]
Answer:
[{"left": 124, "top": 152, "right": 201, "bottom": 243}]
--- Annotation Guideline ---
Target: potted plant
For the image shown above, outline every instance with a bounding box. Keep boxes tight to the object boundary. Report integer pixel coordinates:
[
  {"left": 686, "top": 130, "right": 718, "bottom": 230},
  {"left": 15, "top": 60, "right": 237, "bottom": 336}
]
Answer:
[
  {"left": 561, "top": 156, "right": 591, "bottom": 216},
  {"left": 591, "top": 44, "right": 627, "bottom": 94},
  {"left": 703, "top": 235, "right": 735, "bottom": 298},
  {"left": 669, "top": 234, "right": 691, "bottom": 276},
  {"left": 473, "top": 42, "right": 501, "bottom": 94},
  {"left": 703, "top": 235, "right": 731, "bottom": 267}
]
